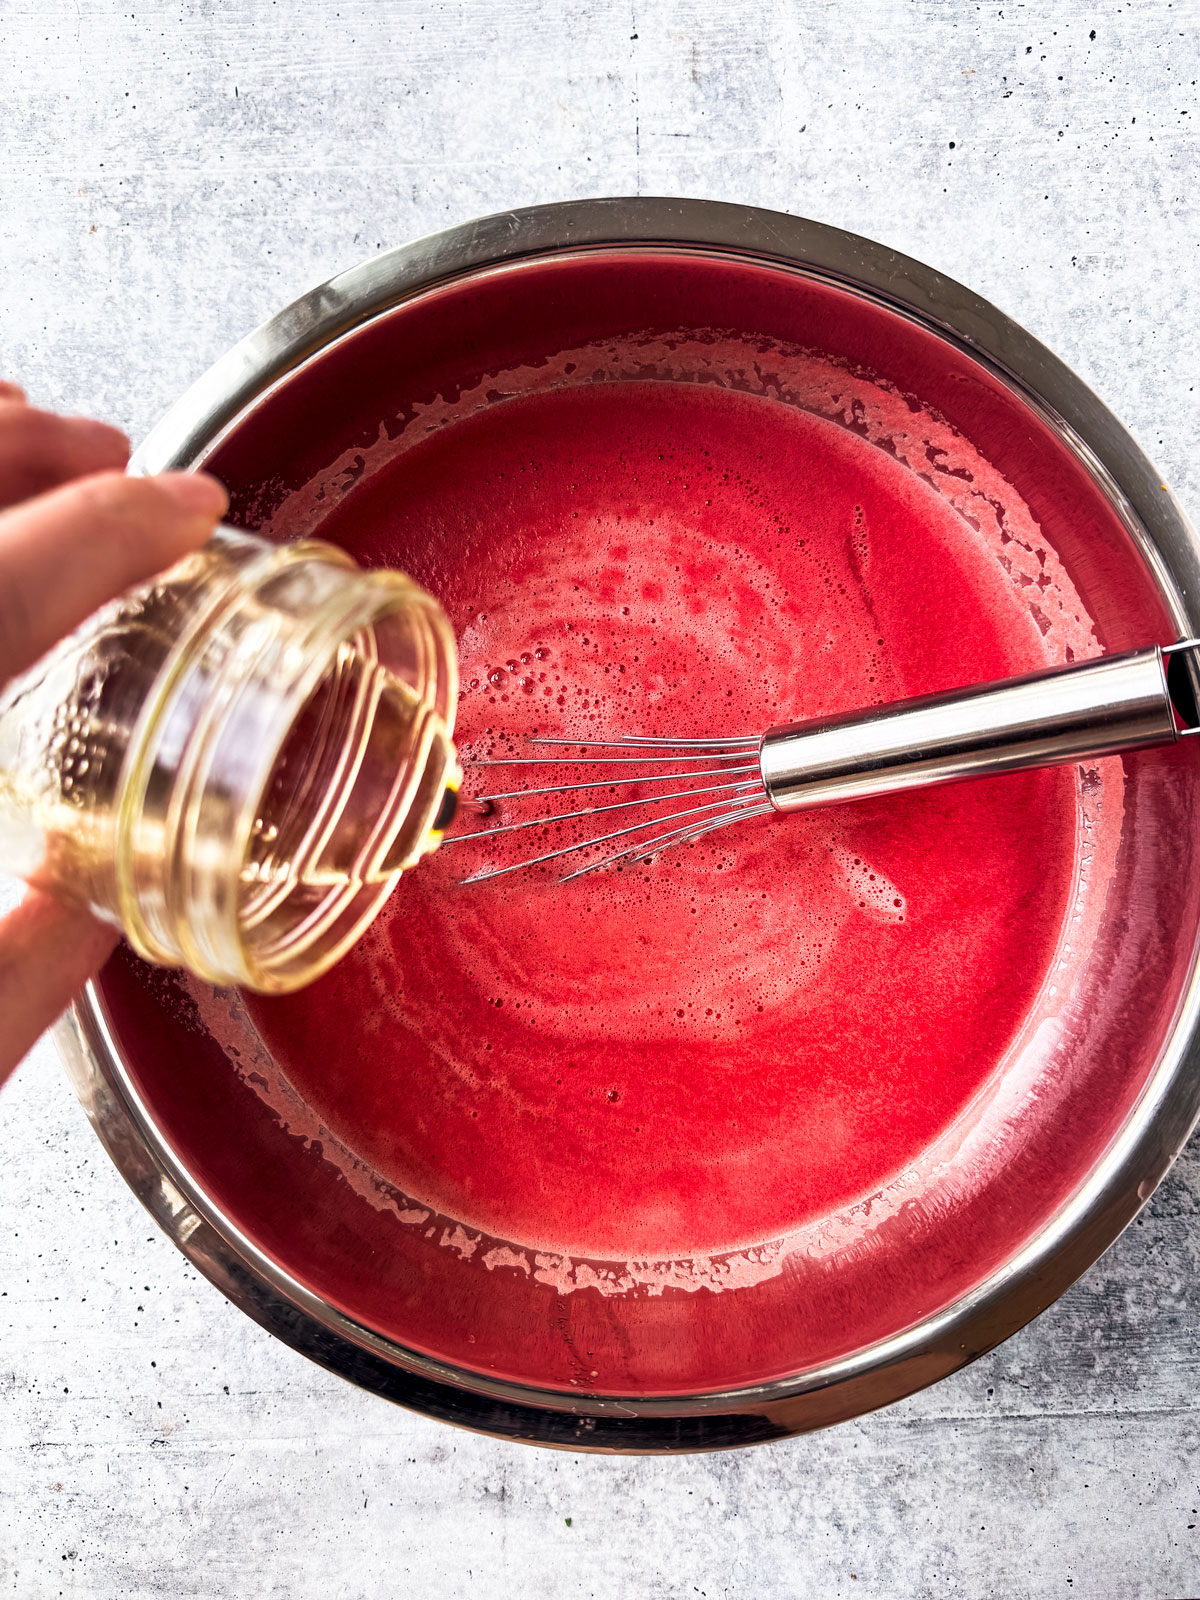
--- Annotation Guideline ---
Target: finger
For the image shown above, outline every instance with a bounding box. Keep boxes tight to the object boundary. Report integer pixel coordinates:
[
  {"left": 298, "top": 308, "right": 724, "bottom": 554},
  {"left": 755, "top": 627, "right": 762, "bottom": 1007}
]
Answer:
[
  {"left": 0, "top": 889, "right": 119, "bottom": 1091},
  {"left": 0, "top": 469, "right": 228, "bottom": 683},
  {"left": 0, "top": 381, "right": 27, "bottom": 404},
  {"left": 0, "top": 402, "right": 130, "bottom": 509}
]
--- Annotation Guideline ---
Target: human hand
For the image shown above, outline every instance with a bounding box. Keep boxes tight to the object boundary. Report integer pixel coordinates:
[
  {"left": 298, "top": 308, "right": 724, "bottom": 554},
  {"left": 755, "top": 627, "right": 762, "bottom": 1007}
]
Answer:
[{"left": 0, "top": 381, "right": 228, "bottom": 1087}]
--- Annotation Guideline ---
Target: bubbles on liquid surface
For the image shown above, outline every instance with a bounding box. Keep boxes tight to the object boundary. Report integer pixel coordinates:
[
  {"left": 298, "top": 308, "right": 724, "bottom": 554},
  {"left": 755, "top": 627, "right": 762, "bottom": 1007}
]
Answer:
[{"left": 248, "top": 339, "right": 1105, "bottom": 1260}]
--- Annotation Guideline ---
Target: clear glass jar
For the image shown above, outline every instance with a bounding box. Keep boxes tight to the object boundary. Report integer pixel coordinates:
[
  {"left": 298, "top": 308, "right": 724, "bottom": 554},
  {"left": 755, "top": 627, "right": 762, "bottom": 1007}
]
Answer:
[{"left": 0, "top": 528, "right": 459, "bottom": 993}]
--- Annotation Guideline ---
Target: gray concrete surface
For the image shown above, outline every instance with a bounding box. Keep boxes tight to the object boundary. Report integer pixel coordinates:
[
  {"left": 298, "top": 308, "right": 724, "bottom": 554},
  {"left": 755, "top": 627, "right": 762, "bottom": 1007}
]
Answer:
[{"left": 4, "top": 1, "right": 1200, "bottom": 1595}]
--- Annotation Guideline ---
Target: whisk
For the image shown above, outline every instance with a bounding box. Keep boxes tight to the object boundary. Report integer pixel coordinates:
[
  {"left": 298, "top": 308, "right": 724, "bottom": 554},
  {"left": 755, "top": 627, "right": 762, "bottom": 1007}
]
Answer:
[{"left": 446, "top": 641, "right": 1200, "bottom": 884}]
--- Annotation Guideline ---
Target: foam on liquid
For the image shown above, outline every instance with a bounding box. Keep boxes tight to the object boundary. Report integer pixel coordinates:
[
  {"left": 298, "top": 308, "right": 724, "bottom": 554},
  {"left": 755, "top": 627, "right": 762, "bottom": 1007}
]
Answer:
[{"left": 241, "top": 337, "right": 1114, "bottom": 1272}]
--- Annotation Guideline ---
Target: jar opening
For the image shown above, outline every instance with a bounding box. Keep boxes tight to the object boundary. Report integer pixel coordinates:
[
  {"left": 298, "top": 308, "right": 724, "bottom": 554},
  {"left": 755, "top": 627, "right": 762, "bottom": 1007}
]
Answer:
[{"left": 236, "top": 626, "right": 459, "bottom": 986}]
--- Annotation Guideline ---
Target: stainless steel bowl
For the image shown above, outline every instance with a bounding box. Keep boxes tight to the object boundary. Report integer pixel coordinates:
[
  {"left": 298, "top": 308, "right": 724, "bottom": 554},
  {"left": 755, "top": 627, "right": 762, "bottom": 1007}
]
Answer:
[{"left": 56, "top": 198, "right": 1200, "bottom": 1452}]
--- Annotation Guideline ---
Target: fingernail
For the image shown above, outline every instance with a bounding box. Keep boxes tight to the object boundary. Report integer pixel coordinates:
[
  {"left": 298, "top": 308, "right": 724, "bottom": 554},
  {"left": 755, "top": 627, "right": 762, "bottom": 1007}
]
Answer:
[{"left": 156, "top": 471, "right": 229, "bottom": 519}]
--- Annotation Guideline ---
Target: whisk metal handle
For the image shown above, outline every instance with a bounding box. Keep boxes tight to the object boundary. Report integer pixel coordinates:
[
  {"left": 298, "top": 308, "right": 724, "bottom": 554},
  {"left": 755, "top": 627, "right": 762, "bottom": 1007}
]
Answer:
[{"left": 760, "top": 646, "right": 1184, "bottom": 814}]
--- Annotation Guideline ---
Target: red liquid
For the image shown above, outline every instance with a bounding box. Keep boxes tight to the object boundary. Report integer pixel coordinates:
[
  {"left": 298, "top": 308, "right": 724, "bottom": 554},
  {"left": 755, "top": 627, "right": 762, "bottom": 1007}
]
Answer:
[
  {"left": 93, "top": 252, "right": 1199, "bottom": 1399},
  {"left": 247, "top": 377, "right": 1081, "bottom": 1261}
]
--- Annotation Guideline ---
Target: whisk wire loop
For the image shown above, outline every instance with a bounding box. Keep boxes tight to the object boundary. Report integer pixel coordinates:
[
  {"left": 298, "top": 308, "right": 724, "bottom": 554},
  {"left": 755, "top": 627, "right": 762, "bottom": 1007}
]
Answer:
[{"left": 458, "top": 783, "right": 768, "bottom": 885}]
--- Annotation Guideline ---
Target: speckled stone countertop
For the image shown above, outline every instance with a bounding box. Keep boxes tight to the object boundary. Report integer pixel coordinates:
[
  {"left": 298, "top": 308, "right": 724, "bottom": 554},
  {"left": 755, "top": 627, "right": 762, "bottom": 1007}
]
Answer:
[{"left": 4, "top": 3, "right": 1200, "bottom": 1595}]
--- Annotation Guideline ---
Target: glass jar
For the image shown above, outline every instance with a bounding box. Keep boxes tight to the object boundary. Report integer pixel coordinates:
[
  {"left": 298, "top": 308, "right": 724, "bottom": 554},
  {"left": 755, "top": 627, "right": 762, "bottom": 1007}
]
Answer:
[{"left": 0, "top": 528, "right": 459, "bottom": 993}]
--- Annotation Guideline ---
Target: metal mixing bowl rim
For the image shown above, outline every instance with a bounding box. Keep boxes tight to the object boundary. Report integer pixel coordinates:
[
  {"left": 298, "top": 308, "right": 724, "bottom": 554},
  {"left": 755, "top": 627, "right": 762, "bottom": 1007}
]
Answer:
[{"left": 58, "top": 196, "right": 1200, "bottom": 1452}]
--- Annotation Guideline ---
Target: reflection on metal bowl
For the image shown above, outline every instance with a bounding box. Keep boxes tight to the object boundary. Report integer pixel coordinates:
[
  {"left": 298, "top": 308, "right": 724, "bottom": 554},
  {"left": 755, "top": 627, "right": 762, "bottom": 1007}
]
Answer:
[{"left": 58, "top": 199, "right": 1200, "bottom": 1452}]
